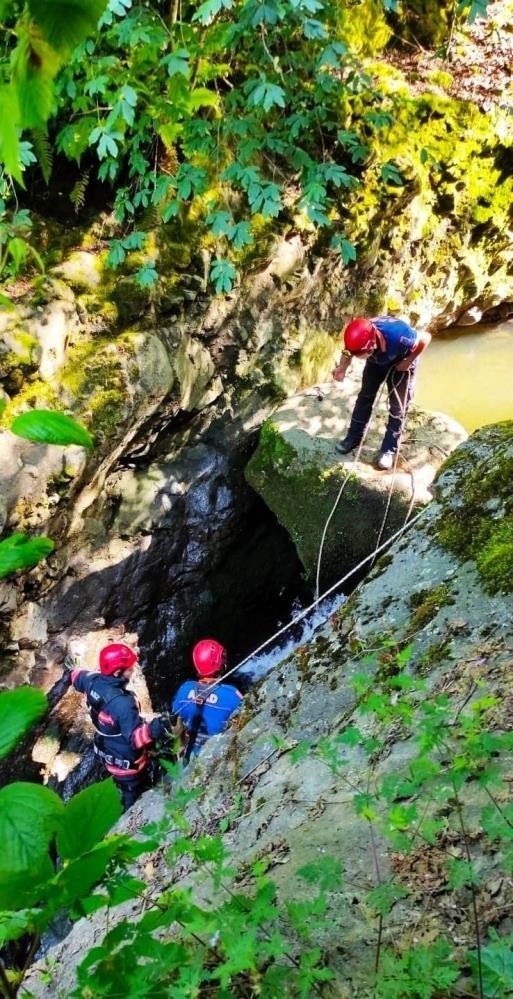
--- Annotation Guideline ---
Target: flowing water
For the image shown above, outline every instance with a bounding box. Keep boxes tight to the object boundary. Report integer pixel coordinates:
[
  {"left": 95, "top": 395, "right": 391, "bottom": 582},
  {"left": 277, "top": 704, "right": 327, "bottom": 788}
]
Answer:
[{"left": 416, "top": 320, "right": 513, "bottom": 431}]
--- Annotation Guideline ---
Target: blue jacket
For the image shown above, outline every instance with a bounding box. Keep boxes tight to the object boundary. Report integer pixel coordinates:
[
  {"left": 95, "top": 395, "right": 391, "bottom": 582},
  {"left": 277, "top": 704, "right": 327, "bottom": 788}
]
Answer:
[
  {"left": 172, "top": 680, "right": 243, "bottom": 755},
  {"left": 371, "top": 316, "right": 417, "bottom": 366},
  {"left": 71, "top": 670, "right": 154, "bottom": 776}
]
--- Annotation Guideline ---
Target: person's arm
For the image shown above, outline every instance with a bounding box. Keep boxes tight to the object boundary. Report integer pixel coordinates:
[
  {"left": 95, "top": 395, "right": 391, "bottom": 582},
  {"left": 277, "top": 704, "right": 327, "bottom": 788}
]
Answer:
[
  {"left": 332, "top": 351, "right": 352, "bottom": 382},
  {"left": 395, "top": 330, "right": 431, "bottom": 370}
]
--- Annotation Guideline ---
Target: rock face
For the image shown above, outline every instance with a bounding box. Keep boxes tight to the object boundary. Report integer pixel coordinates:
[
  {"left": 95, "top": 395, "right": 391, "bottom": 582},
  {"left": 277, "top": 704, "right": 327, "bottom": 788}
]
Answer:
[
  {"left": 245, "top": 375, "right": 467, "bottom": 585},
  {"left": 23, "top": 423, "right": 513, "bottom": 997}
]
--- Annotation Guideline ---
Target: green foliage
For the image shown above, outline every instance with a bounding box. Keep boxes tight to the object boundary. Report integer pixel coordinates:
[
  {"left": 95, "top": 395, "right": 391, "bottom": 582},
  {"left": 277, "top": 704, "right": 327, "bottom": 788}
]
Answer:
[
  {"left": 0, "top": 782, "right": 64, "bottom": 908},
  {"left": 0, "top": 687, "right": 48, "bottom": 759},
  {"left": 56, "top": 781, "right": 122, "bottom": 859},
  {"left": 0, "top": 532, "right": 55, "bottom": 578},
  {"left": 469, "top": 930, "right": 513, "bottom": 997},
  {"left": 0, "top": 0, "right": 108, "bottom": 188},
  {"left": 11, "top": 408, "right": 94, "bottom": 448},
  {"left": 376, "top": 938, "right": 459, "bottom": 998}
]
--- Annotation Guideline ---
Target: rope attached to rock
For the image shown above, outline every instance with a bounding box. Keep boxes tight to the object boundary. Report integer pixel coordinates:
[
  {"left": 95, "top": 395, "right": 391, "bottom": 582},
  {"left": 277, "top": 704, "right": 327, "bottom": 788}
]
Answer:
[{"left": 200, "top": 504, "right": 426, "bottom": 699}]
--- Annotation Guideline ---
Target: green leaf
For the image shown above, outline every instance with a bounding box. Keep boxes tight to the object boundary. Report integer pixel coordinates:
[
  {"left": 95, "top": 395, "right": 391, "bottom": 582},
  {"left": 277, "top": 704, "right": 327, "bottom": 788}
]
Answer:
[
  {"left": 192, "top": 0, "right": 234, "bottom": 25},
  {"left": 303, "top": 18, "right": 327, "bottom": 38},
  {"left": 11, "top": 409, "right": 93, "bottom": 448},
  {"left": 229, "top": 220, "right": 253, "bottom": 250},
  {"left": 210, "top": 257, "right": 237, "bottom": 293},
  {"left": 331, "top": 234, "right": 356, "bottom": 263},
  {"left": 0, "top": 688, "right": 48, "bottom": 759},
  {"left": 457, "top": 0, "right": 489, "bottom": 22},
  {"left": 0, "top": 783, "right": 63, "bottom": 882},
  {"left": 135, "top": 265, "right": 158, "bottom": 288},
  {"left": 249, "top": 80, "right": 286, "bottom": 112},
  {"left": 367, "top": 881, "right": 409, "bottom": 915},
  {"left": 0, "top": 533, "right": 55, "bottom": 579},
  {"left": 27, "top": 0, "right": 109, "bottom": 53},
  {"left": 381, "top": 161, "right": 404, "bottom": 185},
  {"left": 7, "top": 237, "right": 29, "bottom": 272},
  {"left": 54, "top": 837, "right": 123, "bottom": 902},
  {"left": 297, "top": 856, "right": 343, "bottom": 891},
  {"left": 57, "top": 780, "right": 122, "bottom": 860},
  {"left": 163, "top": 49, "right": 190, "bottom": 77},
  {"left": 0, "top": 86, "right": 22, "bottom": 182},
  {"left": 469, "top": 933, "right": 513, "bottom": 996}
]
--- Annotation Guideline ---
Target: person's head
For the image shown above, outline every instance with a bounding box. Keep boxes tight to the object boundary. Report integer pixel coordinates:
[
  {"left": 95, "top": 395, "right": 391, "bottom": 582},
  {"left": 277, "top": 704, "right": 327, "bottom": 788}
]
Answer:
[
  {"left": 192, "top": 639, "right": 227, "bottom": 679},
  {"left": 99, "top": 643, "right": 138, "bottom": 679},
  {"left": 343, "top": 317, "right": 377, "bottom": 358}
]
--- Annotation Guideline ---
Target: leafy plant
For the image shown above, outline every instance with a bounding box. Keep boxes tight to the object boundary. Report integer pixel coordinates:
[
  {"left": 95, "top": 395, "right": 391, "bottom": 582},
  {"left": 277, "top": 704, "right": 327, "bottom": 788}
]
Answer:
[
  {"left": 10, "top": 409, "right": 94, "bottom": 449},
  {"left": 0, "top": 533, "right": 55, "bottom": 578}
]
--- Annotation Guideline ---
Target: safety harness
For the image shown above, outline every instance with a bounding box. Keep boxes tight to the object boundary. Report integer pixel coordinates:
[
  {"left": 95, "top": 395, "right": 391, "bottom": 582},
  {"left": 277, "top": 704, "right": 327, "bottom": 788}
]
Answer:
[{"left": 86, "top": 679, "right": 140, "bottom": 771}]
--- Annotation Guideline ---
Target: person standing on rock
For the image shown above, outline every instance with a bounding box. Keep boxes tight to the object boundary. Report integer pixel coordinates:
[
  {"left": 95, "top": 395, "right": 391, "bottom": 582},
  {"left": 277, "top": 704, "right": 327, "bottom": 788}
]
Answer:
[
  {"left": 61, "top": 643, "right": 172, "bottom": 810},
  {"left": 171, "top": 639, "right": 243, "bottom": 762},
  {"left": 332, "top": 316, "right": 431, "bottom": 470}
]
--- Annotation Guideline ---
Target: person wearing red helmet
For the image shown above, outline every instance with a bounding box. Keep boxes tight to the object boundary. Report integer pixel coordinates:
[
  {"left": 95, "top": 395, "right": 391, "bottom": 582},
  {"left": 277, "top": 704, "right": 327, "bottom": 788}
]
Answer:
[
  {"left": 62, "top": 642, "right": 171, "bottom": 810},
  {"left": 171, "top": 639, "right": 243, "bottom": 761},
  {"left": 332, "top": 315, "right": 431, "bottom": 470}
]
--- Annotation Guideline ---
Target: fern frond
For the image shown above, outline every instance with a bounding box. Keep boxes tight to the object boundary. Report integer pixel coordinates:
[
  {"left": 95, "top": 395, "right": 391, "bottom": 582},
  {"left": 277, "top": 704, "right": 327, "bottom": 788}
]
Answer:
[
  {"left": 31, "top": 128, "right": 53, "bottom": 184},
  {"left": 69, "top": 168, "right": 90, "bottom": 214}
]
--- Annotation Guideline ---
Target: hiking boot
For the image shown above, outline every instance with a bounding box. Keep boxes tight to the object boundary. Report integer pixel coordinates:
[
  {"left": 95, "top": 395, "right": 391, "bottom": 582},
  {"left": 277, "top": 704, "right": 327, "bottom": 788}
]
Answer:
[
  {"left": 375, "top": 450, "right": 396, "bottom": 471},
  {"left": 335, "top": 436, "right": 361, "bottom": 456}
]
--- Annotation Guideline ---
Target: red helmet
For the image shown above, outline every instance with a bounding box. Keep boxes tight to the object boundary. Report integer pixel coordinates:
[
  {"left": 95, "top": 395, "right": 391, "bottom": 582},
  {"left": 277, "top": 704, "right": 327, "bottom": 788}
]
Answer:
[
  {"left": 192, "top": 639, "right": 226, "bottom": 677},
  {"left": 344, "top": 317, "right": 376, "bottom": 353},
  {"left": 99, "top": 643, "right": 138, "bottom": 676}
]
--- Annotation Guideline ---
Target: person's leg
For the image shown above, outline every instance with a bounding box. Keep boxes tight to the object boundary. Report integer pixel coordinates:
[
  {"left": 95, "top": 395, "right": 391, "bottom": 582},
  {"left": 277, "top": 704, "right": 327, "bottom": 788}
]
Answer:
[
  {"left": 381, "top": 363, "right": 417, "bottom": 454},
  {"left": 342, "top": 361, "right": 387, "bottom": 448},
  {"left": 114, "top": 773, "right": 146, "bottom": 812}
]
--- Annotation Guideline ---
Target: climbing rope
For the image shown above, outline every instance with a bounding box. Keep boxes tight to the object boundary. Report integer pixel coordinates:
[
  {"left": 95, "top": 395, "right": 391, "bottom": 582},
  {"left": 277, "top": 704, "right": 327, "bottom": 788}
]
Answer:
[
  {"left": 367, "top": 368, "right": 414, "bottom": 572},
  {"left": 200, "top": 504, "right": 427, "bottom": 699},
  {"left": 315, "top": 365, "right": 415, "bottom": 595}
]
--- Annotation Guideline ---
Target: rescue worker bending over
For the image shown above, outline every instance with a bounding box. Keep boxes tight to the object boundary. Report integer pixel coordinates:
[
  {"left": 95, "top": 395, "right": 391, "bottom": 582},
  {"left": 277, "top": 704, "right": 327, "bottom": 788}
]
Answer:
[
  {"left": 172, "top": 639, "right": 243, "bottom": 761},
  {"left": 62, "top": 643, "right": 171, "bottom": 811}
]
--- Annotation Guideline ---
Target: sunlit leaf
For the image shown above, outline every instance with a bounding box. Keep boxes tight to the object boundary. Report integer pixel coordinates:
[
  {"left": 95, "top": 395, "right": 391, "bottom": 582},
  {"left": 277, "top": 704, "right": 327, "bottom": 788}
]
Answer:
[
  {"left": 0, "top": 688, "right": 48, "bottom": 759},
  {"left": 11, "top": 409, "right": 94, "bottom": 448},
  {"left": 0, "top": 533, "right": 55, "bottom": 579}
]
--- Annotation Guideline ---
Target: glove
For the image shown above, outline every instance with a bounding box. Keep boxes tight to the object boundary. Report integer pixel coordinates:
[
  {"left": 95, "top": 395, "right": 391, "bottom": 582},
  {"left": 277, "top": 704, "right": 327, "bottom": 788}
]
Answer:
[
  {"left": 63, "top": 654, "right": 80, "bottom": 672},
  {"left": 149, "top": 716, "right": 172, "bottom": 742}
]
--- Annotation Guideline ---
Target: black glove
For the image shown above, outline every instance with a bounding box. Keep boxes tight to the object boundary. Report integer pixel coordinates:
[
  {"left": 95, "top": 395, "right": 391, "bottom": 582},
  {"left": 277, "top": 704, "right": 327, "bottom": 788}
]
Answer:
[
  {"left": 63, "top": 654, "right": 80, "bottom": 672},
  {"left": 149, "top": 716, "right": 172, "bottom": 742}
]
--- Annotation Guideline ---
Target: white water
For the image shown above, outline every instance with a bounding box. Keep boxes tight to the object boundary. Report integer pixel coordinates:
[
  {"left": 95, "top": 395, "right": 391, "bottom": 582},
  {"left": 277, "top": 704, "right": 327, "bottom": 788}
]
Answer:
[{"left": 235, "top": 592, "right": 346, "bottom": 683}]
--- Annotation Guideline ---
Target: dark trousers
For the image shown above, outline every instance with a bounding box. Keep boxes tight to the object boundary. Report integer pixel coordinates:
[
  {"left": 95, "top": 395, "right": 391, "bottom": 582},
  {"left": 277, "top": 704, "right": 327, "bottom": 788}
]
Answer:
[
  {"left": 112, "top": 771, "right": 148, "bottom": 811},
  {"left": 347, "top": 360, "right": 416, "bottom": 453}
]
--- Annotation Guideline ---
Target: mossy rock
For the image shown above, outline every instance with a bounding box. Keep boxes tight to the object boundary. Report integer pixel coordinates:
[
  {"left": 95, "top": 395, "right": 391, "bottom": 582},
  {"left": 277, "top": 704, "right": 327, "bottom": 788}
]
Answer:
[
  {"left": 245, "top": 382, "right": 466, "bottom": 585},
  {"left": 434, "top": 420, "right": 513, "bottom": 594}
]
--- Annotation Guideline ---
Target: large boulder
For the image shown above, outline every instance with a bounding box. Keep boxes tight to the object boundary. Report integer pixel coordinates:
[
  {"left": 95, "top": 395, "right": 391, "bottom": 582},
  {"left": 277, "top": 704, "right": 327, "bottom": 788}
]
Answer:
[{"left": 245, "top": 372, "right": 467, "bottom": 585}]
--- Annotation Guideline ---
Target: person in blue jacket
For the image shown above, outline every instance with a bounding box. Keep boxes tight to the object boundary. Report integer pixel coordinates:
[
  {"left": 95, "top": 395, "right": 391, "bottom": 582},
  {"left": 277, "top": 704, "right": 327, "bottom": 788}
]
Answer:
[
  {"left": 332, "top": 316, "right": 431, "bottom": 470},
  {"left": 62, "top": 643, "right": 171, "bottom": 810},
  {"left": 171, "top": 639, "right": 243, "bottom": 761}
]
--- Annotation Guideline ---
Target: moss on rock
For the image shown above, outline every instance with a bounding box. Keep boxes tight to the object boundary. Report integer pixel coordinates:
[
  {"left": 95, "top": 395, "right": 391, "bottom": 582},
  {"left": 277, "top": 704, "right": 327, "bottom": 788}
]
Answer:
[{"left": 434, "top": 421, "right": 513, "bottom": 593}]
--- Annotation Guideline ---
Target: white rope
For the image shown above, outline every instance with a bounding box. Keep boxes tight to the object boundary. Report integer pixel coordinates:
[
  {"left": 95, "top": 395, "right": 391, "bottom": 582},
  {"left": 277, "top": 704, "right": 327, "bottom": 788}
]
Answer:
[
  {"left": 367, "top": 367, "right": 413, "bottom": 571},
  {"left": 200, "top": 504, "right": 427, "bottom": 698},
  {"left": 314, "top": 377, "right": 388, "bottom": 600}
]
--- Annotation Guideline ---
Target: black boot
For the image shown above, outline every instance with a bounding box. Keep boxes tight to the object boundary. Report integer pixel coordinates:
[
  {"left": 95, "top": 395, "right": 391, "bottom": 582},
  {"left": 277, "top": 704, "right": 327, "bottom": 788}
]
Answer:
[{"left": 335, "top": 436, "right": 361, "bottom": 455}]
